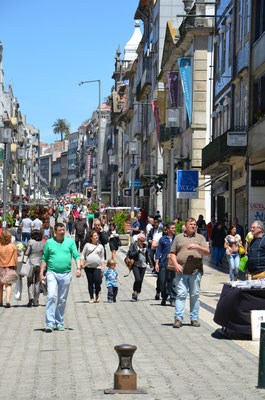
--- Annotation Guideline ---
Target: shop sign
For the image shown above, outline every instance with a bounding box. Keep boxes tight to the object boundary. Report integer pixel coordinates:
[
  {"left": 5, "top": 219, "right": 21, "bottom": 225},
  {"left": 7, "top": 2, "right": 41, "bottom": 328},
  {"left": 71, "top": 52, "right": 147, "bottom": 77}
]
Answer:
[
  {"left": 227, "top": 131, "right": 247, "bottom": 146},
  {"left": 177, "top": 170, "right": 198, "bottom": 199},
  {"left": 129, "top": 179, "right": 141, "bottom": 189},
  {"left": 249, "top": 202, "right": 265, "bottom": 223},
  {"left": 251, "top": 170, "right": 265, "bottom": 187},
  {"left": 123, "top": 188, "right": 132, "bottom": 197}
]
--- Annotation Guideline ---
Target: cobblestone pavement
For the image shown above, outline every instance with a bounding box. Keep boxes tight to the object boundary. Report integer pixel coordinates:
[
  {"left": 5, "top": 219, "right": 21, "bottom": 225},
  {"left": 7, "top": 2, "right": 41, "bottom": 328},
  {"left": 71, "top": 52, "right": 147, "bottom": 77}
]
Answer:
[{"left": 0, "top": 244, "right": 264, "bottom": 400}]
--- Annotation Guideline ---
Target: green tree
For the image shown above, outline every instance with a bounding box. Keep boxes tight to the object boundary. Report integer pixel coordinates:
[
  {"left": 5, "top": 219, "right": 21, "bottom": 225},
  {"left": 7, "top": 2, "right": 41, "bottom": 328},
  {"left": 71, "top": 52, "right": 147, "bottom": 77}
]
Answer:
[{"left": 52, "top": 119, "right": 70, "bottom": 141}]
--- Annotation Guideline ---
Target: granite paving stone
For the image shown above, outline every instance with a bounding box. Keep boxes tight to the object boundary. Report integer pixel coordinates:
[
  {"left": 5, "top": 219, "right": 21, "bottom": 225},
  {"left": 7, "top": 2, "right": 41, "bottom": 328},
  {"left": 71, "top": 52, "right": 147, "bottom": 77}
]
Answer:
[{"left": 0, "top": 246, "right": 264, "bottom": 399}]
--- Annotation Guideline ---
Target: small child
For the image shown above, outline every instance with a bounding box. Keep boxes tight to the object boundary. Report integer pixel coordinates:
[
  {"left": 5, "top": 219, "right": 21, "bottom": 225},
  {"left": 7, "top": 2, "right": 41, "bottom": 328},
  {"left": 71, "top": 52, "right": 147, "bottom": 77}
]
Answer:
[{"left": 103, "top": 259, "right": 122, "bottom": 303}]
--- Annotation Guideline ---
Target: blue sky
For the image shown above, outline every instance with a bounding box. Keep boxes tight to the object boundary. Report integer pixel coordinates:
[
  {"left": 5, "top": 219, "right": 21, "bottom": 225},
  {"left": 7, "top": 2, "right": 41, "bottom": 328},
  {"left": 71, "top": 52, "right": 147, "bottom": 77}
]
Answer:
[{"left": 0, "top": 0, "right": 140, "bottom": 143}]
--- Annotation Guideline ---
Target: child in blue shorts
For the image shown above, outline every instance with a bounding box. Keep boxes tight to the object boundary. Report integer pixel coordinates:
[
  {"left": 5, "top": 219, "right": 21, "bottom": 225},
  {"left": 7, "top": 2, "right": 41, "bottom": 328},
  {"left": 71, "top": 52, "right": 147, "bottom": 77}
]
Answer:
[{"left": 103, "top": 259, "right": 122, "bottom": 303}]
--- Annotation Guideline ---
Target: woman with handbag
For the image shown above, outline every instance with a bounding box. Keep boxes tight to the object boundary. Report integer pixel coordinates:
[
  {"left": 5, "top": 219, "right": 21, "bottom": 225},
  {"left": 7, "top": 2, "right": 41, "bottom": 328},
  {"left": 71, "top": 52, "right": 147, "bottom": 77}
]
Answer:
[
  {"left": 108, "top": 222, "right": 120, "bottom": 262},
  {"left": 0, "top": 231, "right": 18, "bottom": 308},
  {"left": 24, "top": 229, "right": 46, "bottom": 307},
  {"left": 81, "top": 230, "right": 104, "bottom": 303},
  {"left": 128, "top": 233, "right": 148, "bottom": 301},
  {"left": 224, "top": 225, "right": 242, "bottom": 281}
]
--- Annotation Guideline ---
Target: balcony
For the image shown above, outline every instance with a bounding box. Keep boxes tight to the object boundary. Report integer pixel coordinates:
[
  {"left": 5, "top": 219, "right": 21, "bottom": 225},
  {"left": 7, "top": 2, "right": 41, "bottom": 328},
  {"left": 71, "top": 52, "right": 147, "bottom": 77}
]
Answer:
[
  {"left": 202, "top": 127, "right": 247, "bottom": 172},
  {"left": 136, "top": 66, "right": 152, "bottom": 101},
  {"left": 159, "top": 126, "right": 181, "bottom": 144},
  {"left": 139, "top": 159, "right": 151, "bottom": 177}
]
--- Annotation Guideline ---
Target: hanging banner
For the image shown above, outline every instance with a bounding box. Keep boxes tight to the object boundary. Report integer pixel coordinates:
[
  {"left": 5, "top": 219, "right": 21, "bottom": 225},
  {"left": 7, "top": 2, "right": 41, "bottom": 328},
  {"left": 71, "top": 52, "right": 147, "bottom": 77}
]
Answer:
[
  {"left": 152, "top": 100, "right": 161, "bottom": 153},
  {"left": 86, "top": 153, "right": 92, "bottom": 182},
  {"left": 167, "top": 72, "right": 179, "bottom": 108},
  {"left": 177, "top": 170, "right": 198, "bottom": 199},
  {"left": 178, "top": 58, "right": 192, "bottom": 123},
  {"left": 156, "top": 90, "right": 167, "bottom": 125}
]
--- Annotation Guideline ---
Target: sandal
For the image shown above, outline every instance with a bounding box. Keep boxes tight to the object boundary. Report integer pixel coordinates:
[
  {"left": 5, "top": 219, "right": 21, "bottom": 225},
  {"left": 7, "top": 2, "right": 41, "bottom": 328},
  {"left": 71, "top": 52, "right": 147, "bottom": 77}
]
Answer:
[
  {"left": 89, "top": 299, "right": 94, "bottom": 304},
  {"left": 96, "top": 297, "right": 100, "bottom": 303}
]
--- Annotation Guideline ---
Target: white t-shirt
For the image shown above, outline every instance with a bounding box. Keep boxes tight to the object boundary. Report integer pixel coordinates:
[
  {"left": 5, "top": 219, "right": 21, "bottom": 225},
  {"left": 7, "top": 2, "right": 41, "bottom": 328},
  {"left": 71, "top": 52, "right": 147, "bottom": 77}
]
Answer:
[
  {"left": 22, "top": 218, "right": 33, "bottom": 233},
  {"left": 153, "top": 231, "right": 162, "bottom": 243},
  {"left": 146, "top": 223, "right": 153, "bottom": 234},
  {"left": 32, "top": 218, "right": 42, "bottom": 230}
]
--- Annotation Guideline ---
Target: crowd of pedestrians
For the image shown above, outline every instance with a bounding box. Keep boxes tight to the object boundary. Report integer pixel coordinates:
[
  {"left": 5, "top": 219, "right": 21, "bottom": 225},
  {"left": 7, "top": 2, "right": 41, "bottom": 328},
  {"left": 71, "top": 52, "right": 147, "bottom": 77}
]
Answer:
[{"left": 0, "top": 199, "right": 264, "bottom": 334}]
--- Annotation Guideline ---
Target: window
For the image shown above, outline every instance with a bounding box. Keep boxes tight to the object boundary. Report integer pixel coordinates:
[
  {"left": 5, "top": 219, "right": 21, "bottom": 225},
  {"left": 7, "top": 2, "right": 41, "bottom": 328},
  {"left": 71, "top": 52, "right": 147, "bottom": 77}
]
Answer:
[
  {"left": 252, "top": 75, "right": 265, "bottom": 123},
  {"left": 236, "top": 0, "right": 242, "bottom": 46},
  {"left": 234, "top": 86, "right": 240, "bottom": 126},
  {"left": 244, "top": 0, "right": 249, "bottom": 36},
  {"left": 255, "top": 0, "right": 265, "bottom": 41},
  {"left": 228, "top": 22, "right": 233, "bottom": 67},
  {"left": 214, "top": 42, "right": 220, "bottom": 78},
  {"left": 221, "top": 30, "right": 226, "bottom": 74}
]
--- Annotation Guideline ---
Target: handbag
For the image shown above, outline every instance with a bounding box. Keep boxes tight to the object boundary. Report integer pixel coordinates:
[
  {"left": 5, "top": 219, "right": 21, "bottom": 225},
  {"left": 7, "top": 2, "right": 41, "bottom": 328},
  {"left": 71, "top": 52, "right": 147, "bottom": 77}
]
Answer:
[
  {"left": 166, "top": 254, "right": 176, "bottom": 272},
  {"left": 20, "top": 257, "right": 34, "bottom": 278},
  {"left": 124, "top": 256, "right": 134, "bottom": 271},
  {"left": 239, "top": 256, "right": 248, "bottom": 272},
  {"left": 238, "top": 243, "right": 245, "bottom": 256}
]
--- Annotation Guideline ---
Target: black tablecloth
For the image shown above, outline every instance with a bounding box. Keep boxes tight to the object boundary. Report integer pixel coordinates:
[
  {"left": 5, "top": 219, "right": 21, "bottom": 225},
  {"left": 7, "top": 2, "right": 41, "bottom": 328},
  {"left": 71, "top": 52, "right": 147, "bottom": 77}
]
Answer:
[{"left": 214, "top": 283, "right": 265, "bottom": 335}]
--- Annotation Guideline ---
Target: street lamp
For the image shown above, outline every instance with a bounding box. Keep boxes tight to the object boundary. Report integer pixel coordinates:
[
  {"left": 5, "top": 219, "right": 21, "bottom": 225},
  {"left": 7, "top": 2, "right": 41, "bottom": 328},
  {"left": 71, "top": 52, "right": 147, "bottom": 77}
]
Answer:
[
  {"left": 17, "top": 146, "right": 26, "bottom": 218},
  {"left": 129, "top": 140, "right": 138, "bottom": 229},
  {"left": 78, "top": 79, "right": 102, "bottom": 209},
  {"left": 166, "top": 109, "right": 179, "bottom": 221},
  {"left": 109, "top": 153, "right": 116, "bottom": 206},
  {"left": 0, "top": 127, "right": 12, "bottom": 229}
]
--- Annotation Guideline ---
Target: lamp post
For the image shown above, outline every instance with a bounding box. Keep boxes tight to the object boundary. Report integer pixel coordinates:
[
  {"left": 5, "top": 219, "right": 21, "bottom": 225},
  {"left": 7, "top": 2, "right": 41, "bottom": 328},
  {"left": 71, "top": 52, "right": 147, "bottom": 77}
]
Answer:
[
  {"left": 1, "top": 127, "right": 12, "bottom": 229},
  {"left": 78, "top": 79, "right": 102, "bottom": 209},
  {"left": 167, "top": 109, "right": 179, "bottom": 221},
  {"left": 129, "top": 140, "right": 138, "bottom": 229},
  {"left": 109, "top": 153, "right": 116, "bottom": 206},
  {"left": 17, "top": 146, "right": 26, "bottom": 219}
]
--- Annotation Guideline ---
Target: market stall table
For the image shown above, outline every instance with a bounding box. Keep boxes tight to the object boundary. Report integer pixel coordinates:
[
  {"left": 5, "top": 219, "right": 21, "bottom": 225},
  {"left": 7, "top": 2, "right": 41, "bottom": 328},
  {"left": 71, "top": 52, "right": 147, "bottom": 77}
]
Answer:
[{"left": 214, "top": 281, "right": 265, "bottom": 335}]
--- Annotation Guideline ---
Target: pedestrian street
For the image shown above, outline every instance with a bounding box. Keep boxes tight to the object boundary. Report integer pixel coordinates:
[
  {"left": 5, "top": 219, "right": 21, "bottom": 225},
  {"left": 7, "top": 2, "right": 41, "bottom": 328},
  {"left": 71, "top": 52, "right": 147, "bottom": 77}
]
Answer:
[{"left": 0, "top": 244, "right": 263, "bottom": 400}]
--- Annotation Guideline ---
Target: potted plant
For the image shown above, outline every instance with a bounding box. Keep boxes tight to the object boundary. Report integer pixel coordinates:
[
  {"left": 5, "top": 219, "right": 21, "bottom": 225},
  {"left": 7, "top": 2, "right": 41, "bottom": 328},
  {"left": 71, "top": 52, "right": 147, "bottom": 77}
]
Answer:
[{"left": 113, "top": 211, "right": 130, "bottom": 246}]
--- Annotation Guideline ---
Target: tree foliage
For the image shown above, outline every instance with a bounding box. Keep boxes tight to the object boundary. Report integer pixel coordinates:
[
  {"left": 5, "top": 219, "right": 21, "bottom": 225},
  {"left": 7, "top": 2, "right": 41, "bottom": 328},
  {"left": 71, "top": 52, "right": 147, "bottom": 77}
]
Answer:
[{"left": 52, "top": 119, "right": 70, "bottom": 141}]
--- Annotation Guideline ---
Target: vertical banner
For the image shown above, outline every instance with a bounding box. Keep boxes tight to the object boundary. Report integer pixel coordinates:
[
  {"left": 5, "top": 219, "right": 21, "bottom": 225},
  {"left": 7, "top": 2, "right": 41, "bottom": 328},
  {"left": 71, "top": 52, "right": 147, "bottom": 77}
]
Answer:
[
  {"left": 176, "top": 170, "right": 198, "bottom": 199},
  {"left": 178, "top": 58, "right": 192, "bottom": 123},
  {"left": 152, "top": 100, "right": 161, "bottom": 153},
  {"left": 86, "top": 153, "right": 91, "bottom": 182},
  {"left": 167, "top": 72, "right": 179, "bottom": 108},
  {"left": 156, "top": 90, "right": 167, "bottom": 125}
]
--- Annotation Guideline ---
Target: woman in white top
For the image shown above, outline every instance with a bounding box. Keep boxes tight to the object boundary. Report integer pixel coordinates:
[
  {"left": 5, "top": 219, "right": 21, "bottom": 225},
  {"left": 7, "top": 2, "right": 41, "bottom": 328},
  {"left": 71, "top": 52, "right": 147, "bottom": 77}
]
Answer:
[{"left": 81, "top": 230, "right": 104, "bottom": 303}]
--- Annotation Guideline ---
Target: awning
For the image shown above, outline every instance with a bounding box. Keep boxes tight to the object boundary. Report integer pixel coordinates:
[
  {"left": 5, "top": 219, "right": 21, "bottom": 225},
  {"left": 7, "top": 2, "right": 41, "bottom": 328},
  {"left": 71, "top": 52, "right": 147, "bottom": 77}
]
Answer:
[{"left": 194, "top": 171, "right": 229, "bottom": 191}]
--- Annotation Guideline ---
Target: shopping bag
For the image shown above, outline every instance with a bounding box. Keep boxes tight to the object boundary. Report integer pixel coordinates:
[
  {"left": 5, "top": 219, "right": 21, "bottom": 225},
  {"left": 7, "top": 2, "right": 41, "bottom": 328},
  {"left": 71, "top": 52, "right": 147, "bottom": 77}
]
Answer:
[
  {"left": 40, "top": 279, "right": 47, "bottom": 296},
  {"left": 239, "top": 256, "right": 248, "bottom": 272},
  {"left": 20, "top": 260, "right": 34, "bottom": 277},
  {"left": 14, "top": 277, "right": 23, "bottom": 301}
]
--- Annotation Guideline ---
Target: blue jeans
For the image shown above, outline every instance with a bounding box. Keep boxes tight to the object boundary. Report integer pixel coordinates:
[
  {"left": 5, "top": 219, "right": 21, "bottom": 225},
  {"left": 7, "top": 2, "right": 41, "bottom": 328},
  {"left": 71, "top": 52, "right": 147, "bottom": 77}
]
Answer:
[
  {"left": 174, "top": 272, "right": 202, "bottom": 322},
  {"left": 214, "top": 247, "right": 225, "bottom": 265},
  {"left": 46, "top": 271, "right": 72, "bottom": 327},
  {"left": 227, "top": 253, "right": 240, "bottom": 281},
  {"left": 22, "top": 232, "right": 31, "bottom": 244}
]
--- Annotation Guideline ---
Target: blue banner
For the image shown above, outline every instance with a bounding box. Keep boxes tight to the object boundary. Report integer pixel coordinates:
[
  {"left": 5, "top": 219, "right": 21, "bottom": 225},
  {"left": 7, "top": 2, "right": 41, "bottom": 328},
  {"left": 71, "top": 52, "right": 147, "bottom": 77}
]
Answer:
[
  {"left": 129, "top": 179, "right": 141, "bottom": 189},
  {"left": 177, "top": 170, "right": 198, "bottom": 199},
  {"left": 178, "top": 58, "right": 192, "bottom": 123}
]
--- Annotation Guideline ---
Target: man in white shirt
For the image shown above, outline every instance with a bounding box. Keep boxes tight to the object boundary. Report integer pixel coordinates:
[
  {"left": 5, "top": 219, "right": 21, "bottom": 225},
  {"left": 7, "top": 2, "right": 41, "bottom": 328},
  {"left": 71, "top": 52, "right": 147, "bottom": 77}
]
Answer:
[
  {"left": 32, "top": 215, "right": 42, "bottom": 231},
  {"left": 21, "top": 214, "right": 33, "bottom": 243},
  {"left": 146, "top": 217, "right": 154, "bottom": 236}
]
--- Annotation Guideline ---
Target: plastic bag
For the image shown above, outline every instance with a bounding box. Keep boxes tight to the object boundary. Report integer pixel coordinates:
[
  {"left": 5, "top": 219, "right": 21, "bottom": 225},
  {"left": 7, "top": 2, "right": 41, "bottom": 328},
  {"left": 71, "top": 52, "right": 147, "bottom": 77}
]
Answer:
[
  {"left": 14, "top": 277, "right": 23, "bottom": 301},
  {"left": 239, "top": 256, "right": 248, "bottom": 272}
]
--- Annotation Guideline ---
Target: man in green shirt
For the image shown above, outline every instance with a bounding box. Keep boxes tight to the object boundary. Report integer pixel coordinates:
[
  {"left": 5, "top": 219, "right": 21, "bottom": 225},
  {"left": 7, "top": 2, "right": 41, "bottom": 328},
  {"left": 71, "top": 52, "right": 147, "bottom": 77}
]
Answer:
[{"left": 40, "top": 223, "right": 81, "bottom": 332}]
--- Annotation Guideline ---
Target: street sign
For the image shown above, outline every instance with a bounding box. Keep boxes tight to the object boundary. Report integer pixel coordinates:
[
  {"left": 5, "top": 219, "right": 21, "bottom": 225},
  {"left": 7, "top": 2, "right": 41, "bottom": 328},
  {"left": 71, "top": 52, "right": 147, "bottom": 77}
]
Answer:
[
  {"left": 123, "top": 188, "right": 132, "bottom": 197},
  {"left": 129, "top": 179, "right": 141, "bottom": 189},
  {"left": 84, "top": 182, "right": 92, "bottom": 187},
  {"left": 176, "top": 170, "right": 198, "bottom": 199},
  {"left": 227, "top": 131, "right": 247, "bottom": 146}
]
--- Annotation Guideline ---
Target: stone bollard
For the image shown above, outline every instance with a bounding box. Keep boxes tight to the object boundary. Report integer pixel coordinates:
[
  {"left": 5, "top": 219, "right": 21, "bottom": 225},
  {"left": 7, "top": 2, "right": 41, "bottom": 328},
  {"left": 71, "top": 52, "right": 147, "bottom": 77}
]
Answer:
[
  {"left": 104, "top": 344, "right": 147, "bottom": 394},
  {"left": 258, "top": 323, "right": 265, "bottom": 388}
]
